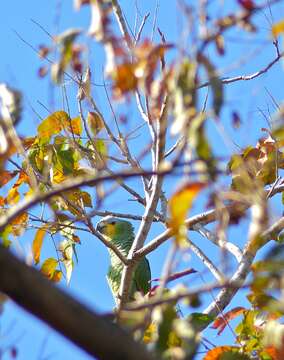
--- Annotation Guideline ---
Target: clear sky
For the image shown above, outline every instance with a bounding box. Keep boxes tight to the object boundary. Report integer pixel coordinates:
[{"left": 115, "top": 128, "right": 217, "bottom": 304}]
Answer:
[{"left": 1, "top": 1, "right": 284, "bottom": 359}]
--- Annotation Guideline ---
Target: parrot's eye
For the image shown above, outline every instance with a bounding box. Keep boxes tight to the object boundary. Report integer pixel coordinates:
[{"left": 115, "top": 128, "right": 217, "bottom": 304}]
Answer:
[{"left": 111, "top": 221, "right": 116, "bottom": 225}]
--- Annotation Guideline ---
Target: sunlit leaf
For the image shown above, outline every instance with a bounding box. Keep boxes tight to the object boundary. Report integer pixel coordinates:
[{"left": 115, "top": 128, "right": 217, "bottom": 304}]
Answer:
[
  {"left": 68, "top": 116, "right": 82, "bottom": 136},
  {"left": 41, "top": 258, "right": 58, "bottom": 279},
  {"left": 0, "top": 196, "right": 4, "bottom": 207},
  {"left": 0, "top": 224, "right": 12, "bottom": 247},
  {"left": 38, "top": 111, "right": 71, "bottom": 139},
  {"left": 203, "top": 346, "right": 248, "bottom": 360},
  {"left": 112, "top": 63, "right": 138, "bottom": 98},
  {"left": 143, "top": 323, "right": 157, "bottom": 344},
  {"left": 6, "top": 187, "right": 20, "bottom": 205},
  {"left": 272, "top": 20, "right": 284, "bottom": 37},
  {"left": 32, "top": 225, "right": 48, "bottom": 264},
  {"left": 168, "top": 182, "right": 205, "bottom": 246},
  {"left": 51, "top": 270, "right": 63, "bottom": 283}
]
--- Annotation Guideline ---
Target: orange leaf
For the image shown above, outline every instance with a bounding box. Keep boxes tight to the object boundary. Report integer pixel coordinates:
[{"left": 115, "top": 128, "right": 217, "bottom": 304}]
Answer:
[
  {"left": 211, "top": 307, "right": 246, "bottom": 335},
  {"left": 203, "top": 346, "right": 240, "bottom": 360},
  {"left": 0, "top": 170, "right": 18, "bottom": 187},
  {"left": 264, "top": 347, "right": 278, "bottom": 360},
  {"left": 0, "top": 196, "right": 4, "bottom": 206},
  {"left": 41, "top": 258, "right": 58, "bottom": 279},
  {"left": 112, "top": 63, "right": 138, "bottom": 97},
  {"left": 11, "top": 212, "right": 29, "bottom": 236},
  {"left": 51, "top": 270, "right": 63, "bottom": 283},
  {"left": 32, "top": 226, "right": 48, "bottom": 264},
  {"left": 14, "top": 171, "right": 30, "bottom": 187}
]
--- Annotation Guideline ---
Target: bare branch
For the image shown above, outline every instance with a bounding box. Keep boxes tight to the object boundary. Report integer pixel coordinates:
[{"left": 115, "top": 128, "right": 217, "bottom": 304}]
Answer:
[
  {"left": 192, "top": 223, "right": 243, "bottom": 263},
  {"left": 186, "top": 237, "right": 225, "bottom": 282},
  {"left": 198, "top": 51, "right": 284, "bottom": 89}
]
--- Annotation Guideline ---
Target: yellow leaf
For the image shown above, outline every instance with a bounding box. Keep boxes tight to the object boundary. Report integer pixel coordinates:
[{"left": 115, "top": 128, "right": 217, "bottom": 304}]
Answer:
[
  {"left": 38, "top": 111, "right": 70, "bottom": 138},
  {"left": 52, "top": 169, "right": 67, "bottom": 184},
  {"left": 168, "top": 183, "right": 205, "bottom": 246},
  {"left": 87, "top": 111, "right": 104, "bottom": 136},
  {"left": 272, "top": 20, "right": 284, "bottom": 37},
  {"left": 6, "top": 187, "right": 20, "bottom": 205},
  {"left": 41, "top": 258, "right": 58, "bottom": 279},
  {"left": 32, "top": 226, "right": 48, "bottom": 264},
  {"left": 68, "top": 116, "right": 82, "bottom": 136},
  {"left": 143, "top": 323, "right": 157, "bottom": 344}
]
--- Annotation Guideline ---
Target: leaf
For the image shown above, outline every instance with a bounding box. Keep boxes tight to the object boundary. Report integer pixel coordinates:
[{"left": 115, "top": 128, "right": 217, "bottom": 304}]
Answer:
[
  {"left": 112, "top": 63, "right": 138, "bottom": 98},
  {"left": 189, "top": 313, "right": 215, "bottom": 332},
  {"left": 0, "top": 170, "right": 18, "bottom": 187},
  {"left": 32, "top": 226, "right": 48, "bottom": 264},
  {"left": 11, "top": 212, "right": 29, "bottom": 236},
  {"left": 203, "top": 346, "right": 248, "bottom": 360},
  {"left": 51, "top": 270, "right": 63, "bottom": 283},
  {"left": 0, "top": 225, "right": 12, "bottom": 247},
  {"left": 38, "top": 111, "right": 71, "bottom": 139},
  {"left": 6, "top": 187, "right": 20, "bottom": 205},
  {"left": 211, "top": 307, "right": 246, "bottom": 335},
  {"left": 143, "top": 323, "right": 157, "bottom": 344},
  {"left": 156, "top": 305, "right": 181, "bottom": 352},
  {"left": 56, "top": 28, "right": 82, "bottom": 47},
  {"left": 41, "top": 258, "right": 58, "bottom": 279},
  {"left": 87, "top": 111, "right": 104, "bottom": 136},
  {"left": 272, "top": 20, "right": 284, "bottom": 37},
  {"left": 68, "top": 116, "right": 82, "bottom": 136},
  {"left": 168, "top": 182, "right": 205, "bottom": 246},
  {"left": 238, "top": 0, "right": 255, "bottom": 11}
]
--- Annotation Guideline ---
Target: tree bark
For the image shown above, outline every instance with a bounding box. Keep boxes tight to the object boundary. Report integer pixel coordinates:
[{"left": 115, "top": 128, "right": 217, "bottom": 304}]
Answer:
[{"left": 0, "top": 245, "right": 155, "bottom": 360}]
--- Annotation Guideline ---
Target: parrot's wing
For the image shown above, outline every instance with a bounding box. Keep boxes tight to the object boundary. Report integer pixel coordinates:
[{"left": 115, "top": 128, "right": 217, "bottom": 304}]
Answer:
[{"left": 134, "top": 257, "right": 151, "bottom": 295}]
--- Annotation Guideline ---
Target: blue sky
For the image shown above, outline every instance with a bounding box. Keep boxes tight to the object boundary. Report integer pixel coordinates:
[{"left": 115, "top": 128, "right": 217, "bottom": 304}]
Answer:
[{"left": 1, "top": 1, "right": 284, "bottom": 359}]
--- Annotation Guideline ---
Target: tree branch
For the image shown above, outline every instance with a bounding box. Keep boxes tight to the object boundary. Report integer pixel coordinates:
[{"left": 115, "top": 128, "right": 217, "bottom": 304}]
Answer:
[{"left": 0, "top": 246, "right": 155, "bottom": 360}]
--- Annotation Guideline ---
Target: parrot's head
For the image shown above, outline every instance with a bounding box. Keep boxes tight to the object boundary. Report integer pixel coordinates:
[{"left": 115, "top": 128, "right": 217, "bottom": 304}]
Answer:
[{"left": 96, "top": 216, "right": 134, "bottom": 240}]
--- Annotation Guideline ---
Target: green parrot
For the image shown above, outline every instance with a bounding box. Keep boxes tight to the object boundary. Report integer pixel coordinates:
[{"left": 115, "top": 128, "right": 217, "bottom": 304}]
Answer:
[{"left": 96, "top": 216, "right": 151, "bottom": 304}]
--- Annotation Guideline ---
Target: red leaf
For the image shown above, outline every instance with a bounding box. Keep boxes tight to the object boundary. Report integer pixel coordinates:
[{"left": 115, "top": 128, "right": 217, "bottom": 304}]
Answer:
[
  {"left": 211, "top": 307, "right": 246, "bottom": 335},
  {"left": 237, "top": 0, "right": 255, "bottom": 11}
]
